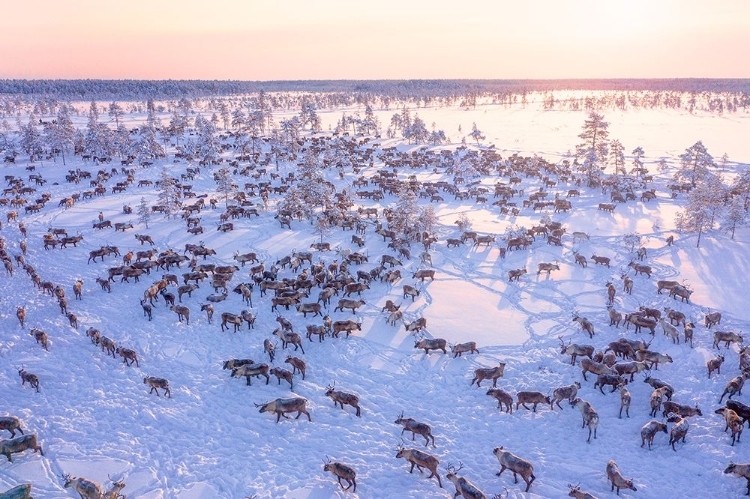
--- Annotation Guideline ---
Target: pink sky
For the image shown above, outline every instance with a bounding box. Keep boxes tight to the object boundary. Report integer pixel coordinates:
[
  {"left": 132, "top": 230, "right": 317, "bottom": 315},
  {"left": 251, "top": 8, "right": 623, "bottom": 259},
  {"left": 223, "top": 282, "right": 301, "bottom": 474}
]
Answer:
[{"left": 3, "top": 0, "right": 749, "bottom": 79}]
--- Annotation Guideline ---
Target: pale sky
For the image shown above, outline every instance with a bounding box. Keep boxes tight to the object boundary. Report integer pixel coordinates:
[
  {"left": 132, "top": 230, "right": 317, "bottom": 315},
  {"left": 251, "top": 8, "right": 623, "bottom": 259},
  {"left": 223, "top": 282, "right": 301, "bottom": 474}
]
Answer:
[{"left": 3, "top": 0, "right": 749, "bottom": 80}]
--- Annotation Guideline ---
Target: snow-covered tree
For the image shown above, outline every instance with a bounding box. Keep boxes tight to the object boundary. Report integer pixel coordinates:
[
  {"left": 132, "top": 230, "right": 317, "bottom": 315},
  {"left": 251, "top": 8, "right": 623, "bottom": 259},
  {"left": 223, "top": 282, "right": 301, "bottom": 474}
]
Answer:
[
  {"left": 730, "top": 168, "right": 750, "bottom": 210},
  {"left": 20, "top": 118, "right": 44, "bottom": 159},
  {"left": 195, "top": 114, "right": 220, "bottom": 164},
  {"left": 280, "top": 116, "right": 301, "bottom": 145},
  {"left": 218, "top": 101, "right": 230, "bottom": 130},
  {"left": 137, "top": 196, "right": 151, "bottom": 228},
  {"left": 133, "top": 124, "right": 165, "bottom": 161},
  {"left": 388, "top": 184, "right": 420, "bottom": 241},
  {"left": 622, "top": 232, "right": 642, "bottom": 252},
  {"left": 156, "top": 167, "right": 180, "bottom": 219},
  {"left": 403, "top": 114, "right": 428, "bottom": 144},
  {"left": 108, "top": 102, "right": 124, "bottom": 127},
  {"left": 678, "top": 140, "right": 714, "bottom": 186},
  {"left": 214, "top": 165, "right": 235, "bottom": 207},
  {"left": 313, "top": 213, "right": 332, "bottom": 243},
  {"left": 300, "top": 98, "right": 321, "bottom": 131},
  {"left": 469, "top": 122, "right": 485, "bottom": 144},
  {"left": 359, "top": 104, "right": 379, "bottom": 136},
  {"left": 575, "top": 111, "right": 609, "bottom": 184},
  {"left": 675, "top": 173, "right": 726, "bottom": 247},
  {"left": 45, "top": 106, "right": 76, "bottom": 165},
  {"left": 631, "top": 146, "right": 646, "bottom": 175},
  {"left": 609, "top": 139, "right": 626, "bottom": 176},
  {"left": 723, "top": 196, "right": 747, "bottom": 240}
]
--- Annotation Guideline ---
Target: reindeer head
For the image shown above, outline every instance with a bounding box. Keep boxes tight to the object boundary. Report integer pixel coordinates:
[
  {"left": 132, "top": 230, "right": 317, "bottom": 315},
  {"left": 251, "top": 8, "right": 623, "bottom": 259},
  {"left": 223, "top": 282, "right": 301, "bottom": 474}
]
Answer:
[
  {"left": 61, "top": 473, "right": 74, "bottom": 488},
  {"left": 445, "top": 461, "right": 464, "bottom": 479}
]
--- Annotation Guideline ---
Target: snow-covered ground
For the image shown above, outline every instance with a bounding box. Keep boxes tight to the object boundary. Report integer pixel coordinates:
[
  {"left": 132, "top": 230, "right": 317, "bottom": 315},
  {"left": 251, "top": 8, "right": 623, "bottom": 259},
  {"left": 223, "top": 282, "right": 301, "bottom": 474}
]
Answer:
[{"left": 2, "top": 103, "right": 750, "bottom": 498}]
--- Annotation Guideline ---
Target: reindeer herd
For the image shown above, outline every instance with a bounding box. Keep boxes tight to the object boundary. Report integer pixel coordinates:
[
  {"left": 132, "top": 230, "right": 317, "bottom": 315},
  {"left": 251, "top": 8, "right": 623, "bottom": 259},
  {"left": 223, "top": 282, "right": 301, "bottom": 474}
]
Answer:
[{"left": 3, "top": 127, "right": 750, "bottom": 497}]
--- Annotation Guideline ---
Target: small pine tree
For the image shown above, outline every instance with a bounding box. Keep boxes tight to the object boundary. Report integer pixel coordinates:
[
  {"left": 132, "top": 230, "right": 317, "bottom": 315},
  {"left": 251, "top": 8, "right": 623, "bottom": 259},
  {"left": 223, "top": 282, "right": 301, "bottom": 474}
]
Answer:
[
  {"left": 675, "top": 173, "right": 726, "bottom": 247},
  {"left": 137, "top": 197, "right": 151, "bottom": 228},
  {"left": 469, "top": 122, "right": 485, "bottom": 144},
  {"left": 723, "top": 196, "right": 747, "bottom": 240},
  {"left": 455, "top": 212, "right": 472, "bottom": 232},
  {"left": 215, "top": 165, "right": 235, "bottom": 207}
]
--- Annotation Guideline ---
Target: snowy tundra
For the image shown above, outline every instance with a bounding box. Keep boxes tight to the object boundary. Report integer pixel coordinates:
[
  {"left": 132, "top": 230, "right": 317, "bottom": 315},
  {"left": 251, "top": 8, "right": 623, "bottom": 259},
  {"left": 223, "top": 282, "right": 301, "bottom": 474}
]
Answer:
[{"left": 2, "top": 101, "right": 750, "bottom": 498}]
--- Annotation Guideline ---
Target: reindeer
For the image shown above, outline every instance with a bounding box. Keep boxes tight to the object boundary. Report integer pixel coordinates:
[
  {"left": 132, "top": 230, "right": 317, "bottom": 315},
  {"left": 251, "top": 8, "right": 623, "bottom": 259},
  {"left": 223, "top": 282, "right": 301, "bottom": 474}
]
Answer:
[
  {"left": 628, "top": 260, "right": 652, "bottom": 277},
  {"left": 613, "top": 361, "right": 649, "bottom": 382},
  {"left": 684, "top": 322, "right": 695, "bottom": 348},
  {"left": 487, "top": 388, "right": 514, "bottom": 413},
  {"left": 571, "top": 398, "right": 599, "bottom": 442},
  {"left": 568, "top": 483, "right": 598, "bottom": 499},
  {"left": 507, "top": 268, "right": 527, "bottom": 282},
  {"left": 705, "top": 311, "right": 723, "bottom": 329},
  {"left": 590, "top": 254, "right": 610, "bottom": 267},
  {"left": 0, "top": 416, "right": 24, "bottom": 438},
  {"left": 640, "top": 420, "right": 668, "bottom": 449},
  {"left": 396, "top": 445, "right": 442, "bottom": 488},
  {"left": 708, "top": 355, "right": 725, "bottom": 378},
  {"left": 270, "top": 367, "right": 294, "bottom": 389},
  {"left": 559, "top": 337, "right": 595, "bottom": 364},
  {"left": 621, "top": 274, "right": 633, "bottom": 294},
  {"left": 552, "top": 381, "right": 581, "bottom": 410},
  {"left": 664, "top": 307, "right": 686, "bottom": 326},
  {"left": 170, "top": 304, "right": 190, "bottom": 324},
  {"left": 96, "top": 277, "right": 111, "bottom": 293},
  {"left": 143, "top": 376, "right": 170, "bottom": 397},
  {"left": 667, "top": 414, "right": 690, "bottom": 451},
  {"left": 716, "top": 407, "right": 745, "bottom": 446},
  {"left": 17, "top": 368, "right": 39, "bottom": 392},
  {"left": 395, "top": 412, "right": 435, "bottom": 447},
  {"left": 608, "top": 306, "right": 623, "bottom": 327},
  {"left": 644, "top": 376, "right": 674, "bottom": 400},
  {"left": 273, "top": 328, "right": 305, "bottom": 353},
  {"left": 16, "top": 306, "right": 25, "bottom": 328},
  {"left": 713, "top": 331, "right": 744, "bottom": 349},
  {"left": 29, "top": 328, "right": 48, "bottom": 351},
  {"left": 414, "top": 335, "right": 447, "bottom": 355},
  {"left": 451, "top": 341, "right": 479, "bottom": 358},
  {"left": 285, "top": 356, "right": 306, "bottom": 380},
  {"left": 720, "top": 373, "right": 749, "bottom": 403},
  {"left": 516, "top": 391, "right": 553, "bottom": 412},
  {"left": 446, "top": 462, "right": 486, "bottom": 499},
  {"left": 264, "top": 339, "right": 276, "bottom": 362},
  {"left": 659, "top": 319, "right": 680, "bottom": 344},
  {"left": 669, "top": 284, "right": 693, "bottom": 303},
  {"left": 232, "top": 363, "right": 270, "bottom": 386},
  {"left": 580, "top": 358, "right": 615, "bottom": 381},
  {"left": 1, "top": 434, "right": 43, "bottom": 462},
  {"left": 73, "top": 279, "right": 83, "bottom": 300},
  {"left": 572, "top": 315, "right": 595, "bottom": 338},
  {"left": 649, "top": 387, "right": 670, "bottom": 417},
  {"left": 635, "top": 349, "right": 672, "bottom": 370},
  {"left": 606, "top": 282, "right": 616, "bottom": 305},
  {"left": 470, "top": 364, "right": 506, "bottom": 387},
  {"left": 0, "top": 483, "right": 32, "bottom": 498},
  {"left": 255, "top": 397, "right": 311, "bottom": 422},
  {"left": 323, "top": 457, "right": 357, "bottom": 492},
  {"left": 606, "top": 460, "right": 637, "bottom": 495},
  {"left": 662, "top": 401, "right": 702, "bottom": 418},
  {"left": 493, "top": 447, "right": 535, "bottom": 492},
  {"left": 724, "top": 463, "right": 750, "bottom": 496},
  {"left": 115, "top": 346, "right": 139, "bottom": 367},
  {"left": 325, "top": 383, "right": 361, "bottom": 417},
  {"left": 572, "top": 251, "right": 587, "bottom": 268},
  {"left": 403, "top": 285, "right": 420, "bottom": 301},
  {"left": 537, "top": 262, "right": 560, "bottom": 275}
]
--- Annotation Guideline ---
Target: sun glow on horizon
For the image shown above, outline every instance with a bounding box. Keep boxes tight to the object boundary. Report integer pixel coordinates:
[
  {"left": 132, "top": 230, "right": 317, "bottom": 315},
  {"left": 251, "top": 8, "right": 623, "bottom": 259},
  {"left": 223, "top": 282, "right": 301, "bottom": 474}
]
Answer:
[{"left": 2, "top": 0, "right": 749, "bottom": 79}]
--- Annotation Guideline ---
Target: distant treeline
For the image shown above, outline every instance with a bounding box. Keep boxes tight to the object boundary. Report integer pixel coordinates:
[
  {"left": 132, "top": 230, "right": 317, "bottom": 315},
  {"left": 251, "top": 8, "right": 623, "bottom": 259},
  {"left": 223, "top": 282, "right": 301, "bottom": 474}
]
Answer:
[{"left": 1, "top": 78, "right": 749, "bottom": 100}]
